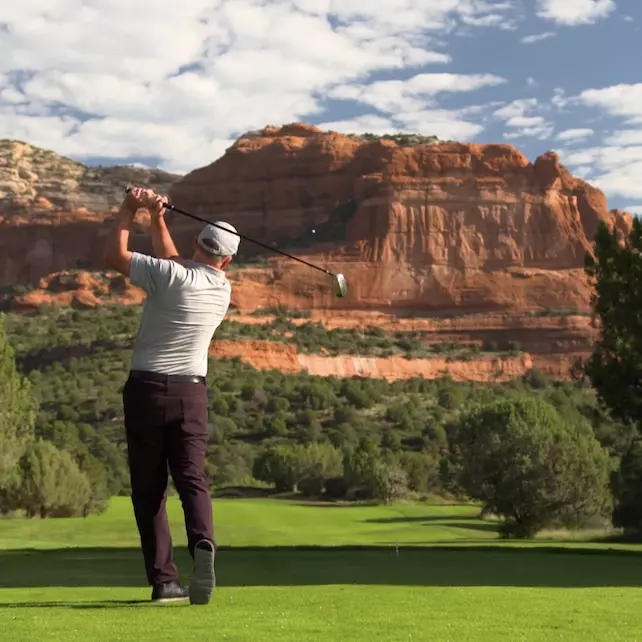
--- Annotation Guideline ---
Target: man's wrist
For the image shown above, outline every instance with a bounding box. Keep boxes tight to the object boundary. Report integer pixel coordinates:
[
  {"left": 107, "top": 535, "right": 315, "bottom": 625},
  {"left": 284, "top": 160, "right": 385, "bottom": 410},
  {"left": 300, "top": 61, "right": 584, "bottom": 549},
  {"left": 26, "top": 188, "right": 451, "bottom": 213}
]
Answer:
[
  {"left": 119, "top": 202, "right": 137, "bottom": 216},
  {"left": 116, "top": 204, "right": 137, "bottom": 230}
]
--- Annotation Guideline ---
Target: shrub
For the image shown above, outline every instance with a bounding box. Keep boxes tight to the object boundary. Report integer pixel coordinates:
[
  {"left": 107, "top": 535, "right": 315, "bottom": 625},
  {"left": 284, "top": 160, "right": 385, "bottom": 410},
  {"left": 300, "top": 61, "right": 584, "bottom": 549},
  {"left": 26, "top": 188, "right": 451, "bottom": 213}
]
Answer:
[
  {"left": 11, "top": 439, "right": 92, "bottom": 517},
  {"left": 611, "top": 439, "right": 642, "bottom": 535},
  {"left": 452, "top": 396, "right": 613, "bottom": 538}
]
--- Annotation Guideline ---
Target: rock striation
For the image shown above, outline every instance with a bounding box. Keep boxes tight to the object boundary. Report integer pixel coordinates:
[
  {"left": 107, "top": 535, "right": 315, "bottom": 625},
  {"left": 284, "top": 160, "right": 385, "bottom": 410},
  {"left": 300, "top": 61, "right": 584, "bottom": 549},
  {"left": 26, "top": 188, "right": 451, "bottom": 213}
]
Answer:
[
  {"left": 168, "top": 123, "right": 632, "bottom": 313},
  {"left": 0, "top": 125, "right": 632, "bottom": 317}
]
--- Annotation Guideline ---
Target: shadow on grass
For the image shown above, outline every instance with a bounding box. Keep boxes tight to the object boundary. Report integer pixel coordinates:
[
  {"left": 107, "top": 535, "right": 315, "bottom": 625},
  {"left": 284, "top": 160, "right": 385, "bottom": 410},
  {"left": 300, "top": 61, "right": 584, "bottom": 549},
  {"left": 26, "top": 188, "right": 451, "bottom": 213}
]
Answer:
[
  {"left": 290, "top": 502, "right": 478, "bottom": 509},
  {"left": 364, "top": 515, "right": 483, "bottom": 524},
  {"left": 1, "top": 545, "right": 641, "bottom": 600},
  {"left": 0, "top": 599, "right": 159, "bottom": 609},
  {"left": 363, "top": 516, "right": 498, "bottom": 534}
]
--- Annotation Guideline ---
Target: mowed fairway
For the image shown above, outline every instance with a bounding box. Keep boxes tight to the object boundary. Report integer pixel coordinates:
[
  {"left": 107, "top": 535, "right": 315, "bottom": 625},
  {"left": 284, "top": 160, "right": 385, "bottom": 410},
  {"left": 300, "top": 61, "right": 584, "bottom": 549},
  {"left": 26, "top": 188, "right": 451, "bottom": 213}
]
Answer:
[{"left": 1, "top": 498, "right": 642, "bottom": 641}]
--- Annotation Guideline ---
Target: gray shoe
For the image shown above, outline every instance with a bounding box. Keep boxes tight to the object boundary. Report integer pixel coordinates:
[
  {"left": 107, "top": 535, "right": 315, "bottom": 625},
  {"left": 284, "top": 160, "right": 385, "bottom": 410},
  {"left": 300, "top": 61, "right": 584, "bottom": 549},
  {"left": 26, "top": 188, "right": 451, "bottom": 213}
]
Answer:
[{"left": 190, "top": 539, "right": 216, "bottom": 605}]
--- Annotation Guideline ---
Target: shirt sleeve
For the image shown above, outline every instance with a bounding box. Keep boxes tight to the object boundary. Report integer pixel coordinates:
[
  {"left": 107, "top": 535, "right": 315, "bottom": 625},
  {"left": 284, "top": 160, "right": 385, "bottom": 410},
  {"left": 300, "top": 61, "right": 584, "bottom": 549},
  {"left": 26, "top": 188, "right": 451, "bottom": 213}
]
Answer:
[{"left": 129, "top": 252, "right": 180, "bottom": 296}]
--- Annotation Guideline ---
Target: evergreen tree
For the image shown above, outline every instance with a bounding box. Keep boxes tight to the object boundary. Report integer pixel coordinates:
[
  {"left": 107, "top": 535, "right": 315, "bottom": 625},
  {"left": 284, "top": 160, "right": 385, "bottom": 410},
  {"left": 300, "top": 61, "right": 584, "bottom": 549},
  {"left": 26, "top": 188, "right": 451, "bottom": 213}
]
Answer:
[
  {"left": 584, "top": 218, "right": 642, "bottom": 428},
  {"left": 0, "top": 315, "right": 37, "bottom": 495},
  {"left": 453, "top": 396, "right": 613, "bottom": 538},
  {"left": 14, "top": 439, "right": 92, "bottom": 518}
]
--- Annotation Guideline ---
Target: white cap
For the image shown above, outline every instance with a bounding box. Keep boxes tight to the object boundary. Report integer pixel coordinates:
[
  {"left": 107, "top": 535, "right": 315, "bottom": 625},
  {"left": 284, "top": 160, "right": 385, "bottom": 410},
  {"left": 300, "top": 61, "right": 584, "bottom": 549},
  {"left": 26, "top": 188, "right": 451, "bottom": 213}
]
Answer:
[{"left": 197, "top": 221, "right": 240, "bottom": 256}]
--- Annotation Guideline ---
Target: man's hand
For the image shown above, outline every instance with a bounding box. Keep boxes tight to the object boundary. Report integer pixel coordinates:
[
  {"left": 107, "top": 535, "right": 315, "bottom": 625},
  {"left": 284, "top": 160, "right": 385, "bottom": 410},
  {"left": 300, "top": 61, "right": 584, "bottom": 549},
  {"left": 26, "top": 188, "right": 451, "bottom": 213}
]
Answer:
[
  {"left": 148, "top": 192, "right": 180, "bottom": 261},
  {"left": 123, "top": 186, "right": 148, "bottom": 213},
  {"left": 104, "top": 186, "right": 153, "bottom": 276},
  {"left": 148, "top": 193, "right": 168, "bottom": 221}
]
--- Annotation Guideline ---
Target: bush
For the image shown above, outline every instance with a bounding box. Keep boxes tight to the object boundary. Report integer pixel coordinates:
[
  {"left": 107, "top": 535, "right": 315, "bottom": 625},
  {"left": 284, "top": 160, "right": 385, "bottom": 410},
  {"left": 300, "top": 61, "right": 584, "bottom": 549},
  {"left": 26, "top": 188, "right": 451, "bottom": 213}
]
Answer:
[
  {"left": 522, "top": 367, "right": 549, "bottom": 390},
  {"left": 253, "top": 442, "right": 343, "bottom": 494},
  {"left": 373, "top": 462, "right": 409, "bottom": 505},
  {"left": 452, "top": 396, "right": 613, "bottom": 538},
  {"left": 324, "top": 476, "right": 349, "bottom": 499},
  {"left": 11, "top": 439, "right": 92, "bottom": 517},
  {"left": 400, "top": 451, "right": 440, "bottom": 494},
  {"left": 611, "top": 439, "right": 642, "bottom": 535},
  {"left": 1, "top": 303, "right": 634, "bottom": 517},
  {"left": 0, "top": 315, "right": 37, "bottom": 492}
]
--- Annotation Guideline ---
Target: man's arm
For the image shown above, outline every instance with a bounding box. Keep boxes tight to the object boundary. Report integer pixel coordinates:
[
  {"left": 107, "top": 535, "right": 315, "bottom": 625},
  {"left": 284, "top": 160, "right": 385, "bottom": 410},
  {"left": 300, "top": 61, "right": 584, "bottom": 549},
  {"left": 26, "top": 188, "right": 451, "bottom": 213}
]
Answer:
[
  {"left": 150, "top": 206, "right": 182, "bottom": 261},
  {"left": 103, "top": 195, "right": 138, "bottom": 276}
]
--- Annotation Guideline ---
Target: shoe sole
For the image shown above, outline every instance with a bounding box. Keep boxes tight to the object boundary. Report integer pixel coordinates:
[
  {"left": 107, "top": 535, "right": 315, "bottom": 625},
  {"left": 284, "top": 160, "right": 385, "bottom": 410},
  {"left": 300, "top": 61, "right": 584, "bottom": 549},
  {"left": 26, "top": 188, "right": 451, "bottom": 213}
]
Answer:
[
  {"left": 190, "top": 540, "right": 216, "bottom": 605},
  {"left": 152, "top": 596, "right": 189, "bottom": 604}
]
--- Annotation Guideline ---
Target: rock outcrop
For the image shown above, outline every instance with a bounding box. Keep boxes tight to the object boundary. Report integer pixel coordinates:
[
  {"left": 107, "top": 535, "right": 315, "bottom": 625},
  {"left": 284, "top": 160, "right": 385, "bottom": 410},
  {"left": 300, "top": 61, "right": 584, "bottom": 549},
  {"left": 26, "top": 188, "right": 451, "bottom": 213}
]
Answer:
[
  {"left": 6, "top": 270, "right": 146, "bottom": 311},
  {"left": 209, "top": 338, "right": 536, "bottom": 382},
  {"left": 168, "top": 123, "right": 632, "bottom": 313},
  {"left": 0, "top": 125, "right": 632, "bottom": 317},
  {"left": 0, "top": 139, "right": 179, "bottom": 284},
  {"left": 0, "top": 139, "right": 179, "bottom": 216}
]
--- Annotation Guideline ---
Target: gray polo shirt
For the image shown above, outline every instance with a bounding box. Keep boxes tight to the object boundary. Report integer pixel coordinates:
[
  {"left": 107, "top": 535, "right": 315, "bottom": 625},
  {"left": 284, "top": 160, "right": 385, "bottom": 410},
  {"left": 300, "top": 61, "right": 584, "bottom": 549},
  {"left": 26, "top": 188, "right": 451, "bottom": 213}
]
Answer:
[{"left": 128, "top": 252, "right": 231, "bottom": 377}]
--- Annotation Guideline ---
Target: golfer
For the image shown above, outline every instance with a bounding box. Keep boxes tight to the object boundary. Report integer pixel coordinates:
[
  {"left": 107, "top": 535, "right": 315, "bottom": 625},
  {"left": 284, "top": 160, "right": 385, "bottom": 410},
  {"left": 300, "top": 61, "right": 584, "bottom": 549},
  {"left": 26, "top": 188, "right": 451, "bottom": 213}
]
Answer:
[{"left": 103, "top": 186, "right": 239, "bottom": 605}]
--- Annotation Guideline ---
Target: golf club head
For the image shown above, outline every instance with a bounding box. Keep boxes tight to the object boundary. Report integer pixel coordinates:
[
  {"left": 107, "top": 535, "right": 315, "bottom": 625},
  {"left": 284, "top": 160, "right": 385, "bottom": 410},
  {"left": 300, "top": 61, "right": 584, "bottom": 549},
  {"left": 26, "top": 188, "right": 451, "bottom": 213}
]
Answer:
[{"left": 332, "top": 273, "right": 347, "bottom": 298}]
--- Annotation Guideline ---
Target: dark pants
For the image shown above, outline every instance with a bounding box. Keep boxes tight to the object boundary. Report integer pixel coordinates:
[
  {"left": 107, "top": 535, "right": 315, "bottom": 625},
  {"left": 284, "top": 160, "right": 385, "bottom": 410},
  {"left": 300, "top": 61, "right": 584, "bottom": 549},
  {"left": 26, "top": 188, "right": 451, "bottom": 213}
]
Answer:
[{"left": 122, "top": 372, "right": 215, "bottom": 586}]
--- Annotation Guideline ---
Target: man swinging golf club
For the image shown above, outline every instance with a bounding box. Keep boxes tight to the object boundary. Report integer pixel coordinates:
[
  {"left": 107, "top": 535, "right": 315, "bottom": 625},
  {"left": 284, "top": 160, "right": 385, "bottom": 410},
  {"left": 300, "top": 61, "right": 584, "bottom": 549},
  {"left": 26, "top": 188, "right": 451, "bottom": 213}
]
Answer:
[{"left": 104, "top": 186, "right": 239, "bottom": 605}]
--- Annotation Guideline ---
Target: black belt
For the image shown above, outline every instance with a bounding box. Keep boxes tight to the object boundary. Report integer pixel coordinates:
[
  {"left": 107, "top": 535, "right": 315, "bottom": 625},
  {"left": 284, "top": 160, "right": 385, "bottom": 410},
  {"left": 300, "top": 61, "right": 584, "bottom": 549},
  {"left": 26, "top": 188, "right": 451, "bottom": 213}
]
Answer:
[{"left": 129, "top": 370, "right": 206, "bottom": 385}]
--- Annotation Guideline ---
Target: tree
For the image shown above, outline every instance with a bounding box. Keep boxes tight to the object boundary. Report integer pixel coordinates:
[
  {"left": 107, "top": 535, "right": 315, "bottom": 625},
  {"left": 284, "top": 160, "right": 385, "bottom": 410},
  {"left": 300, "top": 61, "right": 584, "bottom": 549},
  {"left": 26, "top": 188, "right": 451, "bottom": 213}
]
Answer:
[
  {"left": 584, "top": 218, "right": 642, "bottom": 428},
  {"left": 372, "top": 462, "right": 408, "bottom": 505},
  {"left": 0, "top": 315, "right": 37, "bottom": 493},
  {"left": 253, "top": 445, "right": 307, "bottom": 492},
  {"left": 343, "top": 437, "right": 383, "bottom": 499},
  {"left": 297, "top": 442, "right": 343, "bottom": 495},
  {"left": 253, "top": 443, "right": 343, "bottom": 495},
  {"left": 400, "top": 451, "right": 440, "bottom": 494},
  {"left": 263, "top": 413, "right": 288, "bottom": 438},
  {"left": 13, "top": 439, "right": 92, "bottom": 518},
  {"left": 611, "top": 438, "right": 642, "bottom": 535},
  {"left": 436, "top": 375, "right": 466, "bottom": 411},
  {"left": 452, "top": 396, "right": 613, "bottom": 538}
]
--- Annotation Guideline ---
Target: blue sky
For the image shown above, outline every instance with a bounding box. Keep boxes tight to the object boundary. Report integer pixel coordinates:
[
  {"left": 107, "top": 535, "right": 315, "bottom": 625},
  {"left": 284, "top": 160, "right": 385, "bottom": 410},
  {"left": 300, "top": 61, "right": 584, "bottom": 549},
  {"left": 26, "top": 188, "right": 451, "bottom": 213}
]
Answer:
[{"left": 1, "top": 0, "right": 641, "bottom": 212}]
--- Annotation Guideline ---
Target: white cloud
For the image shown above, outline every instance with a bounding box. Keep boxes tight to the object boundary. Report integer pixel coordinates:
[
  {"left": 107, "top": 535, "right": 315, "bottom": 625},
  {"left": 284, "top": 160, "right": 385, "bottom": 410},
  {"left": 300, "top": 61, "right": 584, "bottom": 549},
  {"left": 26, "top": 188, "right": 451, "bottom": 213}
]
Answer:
[
  {"left": 317, "top": 114, "right": 396, "bottom": 136},
  {"left": 571, "top": 165, "right": 595, "bottom": 178},
  {"left": 556, "top": 128, "right": 594, "bottom": 142},
  {"left": 492, "top": 98, "right": 554, "bottom": 140},
  {"left": 559, "top": 83, "right": 642, "bottom": 199},
  {"left": 557, "top": 149, "right": 600, "bottom": 167},
  {"left": 536, "top": 0, "right": 617, "bottom": 26},
  {"left": 551, "top": 88, "right": 571, "bottom": 109},
  {"left": 592, "top": 164, "right": 642, "bottom": 200},
  {"left": 317, "top": 107, "right": 485, "bottom": 141},
  {"left": 493, "top": 98, "right": 539, "bottom": 119},
  {"left": 329, "top": 72, "right": 506, "bottom": 113},
  {"left": 605, "top": 130, "right": 642, "bottom": 146},
  {"left": 558, "top": 145, "right": 642, "bottom": 199},
  {"left": 0, "top": 0, "right": 520, "bottom": 173},
  {"left": 396, "top": 109, "right": 486, "bottom": 140},
  {"left": 320, "top": 72, "right": 505, "bottom": 141},
  {"left": 521, "top": 32, "right": 556, "bottom": 44},
  {"left": 579, "top": 84, "right": 642, "bottom": 123},
  {"left": 623, "top": 204, "right": 642, "bottom": 215}
]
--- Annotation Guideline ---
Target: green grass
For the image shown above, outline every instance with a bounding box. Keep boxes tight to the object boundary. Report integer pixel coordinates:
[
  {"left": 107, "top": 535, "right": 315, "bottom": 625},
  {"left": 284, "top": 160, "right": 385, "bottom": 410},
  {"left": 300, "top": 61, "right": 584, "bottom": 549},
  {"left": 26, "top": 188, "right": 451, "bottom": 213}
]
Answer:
[{"left": 2, "top": 498, "right": 642, "bottom": 641}]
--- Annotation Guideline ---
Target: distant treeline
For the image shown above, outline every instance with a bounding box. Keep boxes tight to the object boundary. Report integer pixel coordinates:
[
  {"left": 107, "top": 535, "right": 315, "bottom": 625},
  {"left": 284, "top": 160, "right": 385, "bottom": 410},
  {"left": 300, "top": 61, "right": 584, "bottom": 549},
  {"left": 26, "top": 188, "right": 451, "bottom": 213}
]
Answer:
[{"left": 1, "top": 302, "right": 640, "bottom": 539}]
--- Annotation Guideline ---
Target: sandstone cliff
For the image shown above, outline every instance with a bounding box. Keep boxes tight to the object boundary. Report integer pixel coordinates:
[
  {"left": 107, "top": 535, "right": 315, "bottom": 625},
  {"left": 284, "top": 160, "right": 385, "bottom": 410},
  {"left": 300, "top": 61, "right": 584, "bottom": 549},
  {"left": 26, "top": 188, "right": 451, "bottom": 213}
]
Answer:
[
  {"left": 0, "top": 139, "right": 179, "bottom": 285},
  {"left": 0, "top": 125, "right": 631, "bottom": 317},
  {"left": 0, "top": 139, "right": 179, "bottom": 216},
  {"left": 210, "top": 338, "right": 536, "bottom": 382},
  {"left": 169, "top": 123, "right": 632, "bottom": 313}
]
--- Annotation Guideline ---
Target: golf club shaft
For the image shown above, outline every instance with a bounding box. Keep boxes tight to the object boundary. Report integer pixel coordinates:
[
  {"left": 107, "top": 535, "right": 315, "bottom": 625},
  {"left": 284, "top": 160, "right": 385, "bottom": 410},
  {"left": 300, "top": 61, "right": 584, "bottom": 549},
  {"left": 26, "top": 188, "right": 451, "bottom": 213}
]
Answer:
[{"left": 126, "top": 188, "right": 332, "bottom": 276}]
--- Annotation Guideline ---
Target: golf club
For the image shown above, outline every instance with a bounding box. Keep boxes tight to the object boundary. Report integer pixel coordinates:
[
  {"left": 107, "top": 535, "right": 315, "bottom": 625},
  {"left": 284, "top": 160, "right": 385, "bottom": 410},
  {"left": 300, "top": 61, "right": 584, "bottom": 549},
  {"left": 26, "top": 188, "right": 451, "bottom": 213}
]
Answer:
[{"left": 125, "top": 188, "right": 348, "bottom": 298}]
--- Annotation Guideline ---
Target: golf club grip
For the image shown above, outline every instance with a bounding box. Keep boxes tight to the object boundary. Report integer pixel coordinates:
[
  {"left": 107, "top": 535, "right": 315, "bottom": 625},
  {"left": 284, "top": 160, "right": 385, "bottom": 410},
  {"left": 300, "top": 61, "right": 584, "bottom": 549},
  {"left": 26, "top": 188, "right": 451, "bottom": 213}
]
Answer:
[{"left": 123, "top": 188, "right": 332, "bottom": 276}]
